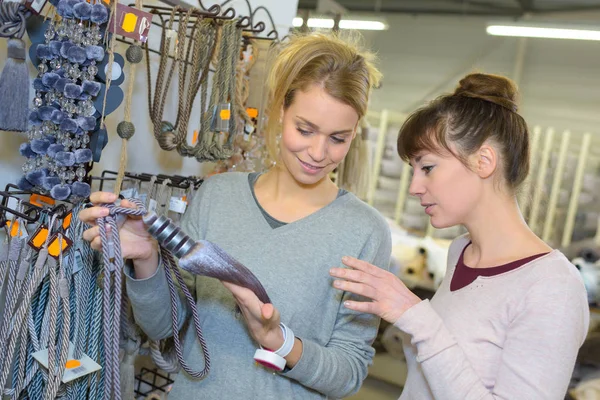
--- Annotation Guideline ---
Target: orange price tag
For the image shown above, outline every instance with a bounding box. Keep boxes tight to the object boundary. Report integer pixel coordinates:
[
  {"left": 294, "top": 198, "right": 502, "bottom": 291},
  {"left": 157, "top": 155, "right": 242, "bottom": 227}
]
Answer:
[
  {"left": 246, "top": 108, "right": 258, "bottom": 119},
  {"left": 192, "top": 130, "right": 199, "bottom": 144},
  {"left": 65, "top": 360, "right": 81, "bottom": 369},
  {"left": 62, "top": 212, "right": 73, "bottom": 230},
  {"left": 122, "top": 13, "right": 138, "bottom": 33},
  {"left": 48, "top": 234, "right": 73, "bottom": 259},
  {"left": 6, "top": 220, "right": 20, "bottom": 237},
  {"left": 220, "top": 109, "right": 231, "bottom": 120},
  {"left": 28, "top": 225, "right": 49, "bottom": 250},
  {"left": 30, "top": 194, "right": 55, "bottom": 207}
]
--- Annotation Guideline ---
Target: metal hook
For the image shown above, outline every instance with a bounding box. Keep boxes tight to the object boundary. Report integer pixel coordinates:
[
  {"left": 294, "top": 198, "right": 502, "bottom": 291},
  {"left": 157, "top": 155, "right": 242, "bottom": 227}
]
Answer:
[
  {"left": 0, "top": 202, "right": 40, "bottom": 223},
  {"left": 236, "top": 15, "right": 251, "bottom": 28}
]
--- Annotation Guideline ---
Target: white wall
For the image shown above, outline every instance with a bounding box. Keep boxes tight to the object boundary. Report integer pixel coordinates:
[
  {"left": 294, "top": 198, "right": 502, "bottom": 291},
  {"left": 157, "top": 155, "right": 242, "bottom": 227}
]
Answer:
[
  {"left": 357, "top": 12, "right": 600, "bottom": 137},
  {"left": 0, "top": 0, "right": 298, "bottom": 192}
]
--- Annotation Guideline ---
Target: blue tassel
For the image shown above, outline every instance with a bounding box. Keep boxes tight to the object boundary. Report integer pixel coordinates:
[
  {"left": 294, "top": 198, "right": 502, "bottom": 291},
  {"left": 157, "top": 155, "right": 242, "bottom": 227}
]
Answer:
[
  {"left": 42, "top": 72, "right": 60, "bottom": 88},
  {"left": 49, "top": 40, "right": 62, "bottom": 56},
  {"left": 0, "top": 39, "right": 29, "bottom": 132},
  {"left": 73, "top": 2, "right": 91, "bottom": 19},
  {"left": 31, "top": 139, "right": 51, "bottom": 155},
  {"left": 50, "top": 109, "right": 65, "bottom": 124},
  {"left": 67, "top": 46, "right": 86, "bottom": 64},
  {"left": 28, "top": 110, "right": 42, "bottom": 125},
  {"left": 51, "top": 184, "right": 71, "bottom": 200},
  {"left": 91, "top": 3, "right": 108, "bottom": 24},
  {"left": 57, "top": 0, "right": 75, "bottom": 18},
  {"left": 74, "top": 148, "right": 92, "bottom": 163},
  {"left": 86, "top": 45, "right": 104, "bottom": 62},
  {"left": 33, "top": 78, "right": 47, "bottom": 91},
  {"left": 36, "top": 44, "right": 53, "bottom": 60},
  {"left": 54, "top": 77, "right": 68, "bottom": 92},
  {"left": 55, "top": 151, "right": 75, "bottom": 166},
  {"left": 38, "top": 106, "right": 57, "bottom": 121},
  {"left": 17, "top": 176, "right": 34, "bottom": 190},
  {"left": 60, "top": 118, "right": 78, "bottom": 133},
  {"left": 64, "top": 83, "right": 83, "bottom": 99},
  {"left": 60, "top": 42, "right": 73, "bottom": 59},
  {"left": 82, "top": 80, "right": 101, "bottom": 96},
  {"left": 42, "top": 176, "right": 61, "bottom": 191},
  {"left": 19, "top": 143, "right": 36, "bottom": 158},
  {"left": 26, "top": 169, "right": 48, "bottom": 186},
  {"left": 47, "top": 143, "right": 64, "bottom": 158},
  {"left": 76, "top": 116, "right": 96, "bottom": 131},
  {"left": 71, "top": 182, "right": 90, "bottom": 198}
]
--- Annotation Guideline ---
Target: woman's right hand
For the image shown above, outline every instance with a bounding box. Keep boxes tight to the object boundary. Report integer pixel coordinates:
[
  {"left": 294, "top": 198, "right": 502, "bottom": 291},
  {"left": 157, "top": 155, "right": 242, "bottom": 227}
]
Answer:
[{"left": 79, "top": 191, "right": 158, "bottom": 263}]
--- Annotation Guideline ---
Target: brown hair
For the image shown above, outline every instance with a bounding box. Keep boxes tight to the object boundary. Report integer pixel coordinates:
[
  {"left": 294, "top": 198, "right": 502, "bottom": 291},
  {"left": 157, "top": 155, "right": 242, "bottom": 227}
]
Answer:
[
  {"left": 397, "top": 73, "right": 529, "bottom": 191},
  {"left": 265, "top": 32, "right": 382, "bottom": 162}
]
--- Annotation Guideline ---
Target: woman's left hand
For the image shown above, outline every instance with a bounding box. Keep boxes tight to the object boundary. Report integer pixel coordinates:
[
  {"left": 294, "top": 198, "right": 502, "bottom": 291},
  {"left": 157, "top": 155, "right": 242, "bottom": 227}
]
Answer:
[
  {"left": 221, "top": 282, "right": 284, "bottom": 351},
  {"left": 329, "top": 256, "right": 422, "bottom": 324}
]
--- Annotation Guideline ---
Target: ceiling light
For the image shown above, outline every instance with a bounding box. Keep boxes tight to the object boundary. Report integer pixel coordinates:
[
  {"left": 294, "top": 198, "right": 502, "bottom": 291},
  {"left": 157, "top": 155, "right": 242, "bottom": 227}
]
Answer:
[
  {"left": 486, "top": 22, "right": 600, "bottom": 41},
  {"left": 293, "top": 17, "right": 387, "bottom": 31}
]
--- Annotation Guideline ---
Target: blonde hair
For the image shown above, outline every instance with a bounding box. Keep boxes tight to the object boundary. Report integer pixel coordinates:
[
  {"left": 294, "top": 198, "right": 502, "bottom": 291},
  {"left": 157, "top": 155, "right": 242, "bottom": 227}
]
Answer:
[{"left": 265, "top": 32, "right": 382, "bottom": 173}]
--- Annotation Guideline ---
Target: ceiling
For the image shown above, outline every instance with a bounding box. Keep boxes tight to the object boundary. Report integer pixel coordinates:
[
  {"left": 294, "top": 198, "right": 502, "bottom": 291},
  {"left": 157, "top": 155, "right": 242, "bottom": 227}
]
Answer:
[{"left": 296, "top": 0, "right": 600, "bottom": 17}]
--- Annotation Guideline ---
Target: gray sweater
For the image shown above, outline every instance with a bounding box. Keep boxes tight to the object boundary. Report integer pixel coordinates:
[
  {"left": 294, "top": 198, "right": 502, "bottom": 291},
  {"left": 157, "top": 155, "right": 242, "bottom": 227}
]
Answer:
[{"left": 125, "top": 172, "right": 392, "bottom": 399}]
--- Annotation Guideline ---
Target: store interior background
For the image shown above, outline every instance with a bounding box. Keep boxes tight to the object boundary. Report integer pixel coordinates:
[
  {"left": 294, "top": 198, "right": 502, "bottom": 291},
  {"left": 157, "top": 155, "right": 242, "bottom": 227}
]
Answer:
[{"left": 2, "top": 0, "right": 600, "bottom": 398}]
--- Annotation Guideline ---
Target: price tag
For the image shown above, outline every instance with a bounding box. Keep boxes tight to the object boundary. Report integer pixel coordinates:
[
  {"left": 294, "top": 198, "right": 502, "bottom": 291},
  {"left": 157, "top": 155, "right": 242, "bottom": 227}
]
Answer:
[
  {"left": 107, "top": 3, "right": 153, "bottom": 43},
  {"left": 33, "top": 342, "right": 101, "bottom": 383},
  {"left": 25, "top": 0, "right": 48, "bottom": 14},
  {"left": 169, "top": 197, "right": 187, "bottom": 214},
  {"left": 148, "top": 199, "right": 157, "bottom": 213}
]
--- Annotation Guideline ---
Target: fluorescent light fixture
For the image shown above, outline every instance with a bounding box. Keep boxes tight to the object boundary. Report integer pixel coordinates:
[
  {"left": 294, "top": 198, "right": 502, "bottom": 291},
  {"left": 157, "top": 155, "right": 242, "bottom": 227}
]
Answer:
[
  {"left": 486, "top": 22, "right": 600, "bottom": 41},
  {"left": 293, "top": 17, "right": 386, "bottom": 31}
]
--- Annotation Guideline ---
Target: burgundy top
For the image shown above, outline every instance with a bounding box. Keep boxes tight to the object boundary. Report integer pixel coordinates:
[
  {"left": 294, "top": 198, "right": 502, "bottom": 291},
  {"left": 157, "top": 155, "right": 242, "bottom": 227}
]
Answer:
[{"left": 450, "top": 242, "right": 549, "bottom": 291}]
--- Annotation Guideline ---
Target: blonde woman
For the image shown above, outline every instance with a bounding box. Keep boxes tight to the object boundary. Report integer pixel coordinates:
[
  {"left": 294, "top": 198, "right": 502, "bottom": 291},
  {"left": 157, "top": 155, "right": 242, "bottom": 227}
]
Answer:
[{"left": 80, "top": 33, "right": 390, "bottom": 399}]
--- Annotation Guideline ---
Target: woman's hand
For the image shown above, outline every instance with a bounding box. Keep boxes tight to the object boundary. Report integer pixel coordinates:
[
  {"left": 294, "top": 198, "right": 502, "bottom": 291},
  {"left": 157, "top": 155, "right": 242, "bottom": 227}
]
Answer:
[
  {"left": 79, "top": 192, "right": 157, "bottom": 262},
  {"left": 221, "top": 282, "right": 284, "bottom": 351},
  {"left": 329, "top": 256, "right": 422, "bottom": 324}
]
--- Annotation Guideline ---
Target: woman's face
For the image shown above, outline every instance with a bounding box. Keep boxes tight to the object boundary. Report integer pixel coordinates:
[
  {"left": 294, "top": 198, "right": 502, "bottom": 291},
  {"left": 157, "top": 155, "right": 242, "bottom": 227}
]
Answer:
[
  {"left": 408, "top": 149, "right": 483, "bottom": 229},
  {"left": 279, "top": 84, "right": 359, "bottom": 186}
]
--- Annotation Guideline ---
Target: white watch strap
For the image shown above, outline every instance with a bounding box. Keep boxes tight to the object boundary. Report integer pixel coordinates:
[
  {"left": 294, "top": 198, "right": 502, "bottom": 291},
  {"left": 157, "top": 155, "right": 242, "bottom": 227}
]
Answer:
[{"left": 274, "top": 323, "right": 295, "bottom": 358}]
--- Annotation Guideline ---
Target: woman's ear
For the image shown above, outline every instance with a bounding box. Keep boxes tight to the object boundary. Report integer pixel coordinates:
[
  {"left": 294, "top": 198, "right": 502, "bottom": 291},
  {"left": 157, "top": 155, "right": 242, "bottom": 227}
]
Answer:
[
  {"left": 352, "top": 119, "right": 361, "bottom": 140},
  {"left": 476, "top": 143, "right": 498, "bottom": 179}
]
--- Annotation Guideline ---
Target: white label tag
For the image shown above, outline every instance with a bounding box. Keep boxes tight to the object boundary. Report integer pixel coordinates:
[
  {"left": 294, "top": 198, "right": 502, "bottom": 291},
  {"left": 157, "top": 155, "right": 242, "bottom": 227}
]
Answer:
[
  {"left": 33, "top": 342, "right": 101, "bottom": 383},
  {"left": 72, "top": 249, "right": 83, "bottom": 274},
  {"left": 169, "top": 197, "right": 187, "bottom": 214},
  {"left": 6, "top": 197, "right": 18, "bottom": 211},
  {"left": 148, "top": 199, "right": 157, "bottom": 213},
  {"left": 136, "top": 193, "right": 147, "bottom": 205},
  {"left": 120, "top": 188, "right": 134, "bottom": 198}
]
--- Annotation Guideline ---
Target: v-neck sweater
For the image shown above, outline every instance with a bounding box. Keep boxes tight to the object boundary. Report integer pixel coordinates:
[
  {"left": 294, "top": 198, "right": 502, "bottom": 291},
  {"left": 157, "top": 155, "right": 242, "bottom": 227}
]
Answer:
[
  {"left": 125, "top": 172, "right": 392, "bottom": 399},
  {"left": 395, "top": 234, "right": 589, "bottom": 400}
]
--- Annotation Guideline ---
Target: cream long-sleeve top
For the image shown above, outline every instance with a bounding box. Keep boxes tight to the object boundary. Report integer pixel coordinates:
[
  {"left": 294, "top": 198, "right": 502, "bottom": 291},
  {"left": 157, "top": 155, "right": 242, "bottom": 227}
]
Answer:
[{"left": 396, "top": 234, "right": 589, "bottom": 400}]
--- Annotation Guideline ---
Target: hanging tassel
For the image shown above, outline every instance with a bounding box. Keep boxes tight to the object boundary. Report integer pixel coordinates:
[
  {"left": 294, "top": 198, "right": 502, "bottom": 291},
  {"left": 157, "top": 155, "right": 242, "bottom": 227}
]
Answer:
[{"left": 0, "top": 38, "right": 29, "bottom": 132}]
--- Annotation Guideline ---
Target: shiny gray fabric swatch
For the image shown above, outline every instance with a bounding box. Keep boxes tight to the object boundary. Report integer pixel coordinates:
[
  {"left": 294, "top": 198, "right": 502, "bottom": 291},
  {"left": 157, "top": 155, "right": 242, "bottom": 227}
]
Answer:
[{"left": 178, "top": 240, "right": 271, "bottom": 304}]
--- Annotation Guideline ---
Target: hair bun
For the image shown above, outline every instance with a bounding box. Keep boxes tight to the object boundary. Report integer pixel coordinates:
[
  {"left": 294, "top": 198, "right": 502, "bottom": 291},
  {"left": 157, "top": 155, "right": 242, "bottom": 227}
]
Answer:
[{"left": 454, "top": 73, "right": 519, "bottom": 112}]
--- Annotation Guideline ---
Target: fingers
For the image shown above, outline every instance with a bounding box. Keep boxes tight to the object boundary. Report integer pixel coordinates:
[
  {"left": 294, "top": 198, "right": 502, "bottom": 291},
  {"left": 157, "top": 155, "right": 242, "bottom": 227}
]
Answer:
[
  {"left": 120, "top": 199, "right": 138, "bottom": 209},
  {"left": 333, "top": 280, "right": 378, "bottom": 300},
  {"left": 329, "top": 267, "right": 370, "bottom": 284},
  {"left": 78, "top": 206, "right": 110, "bottom": 225},
  {"left": 343, "top": 300, "right": 379, "bottom": 315},
  {"left": 82, "top": 226, "right": 99, "bottom": 242},
  {"left": 89, "top": 191, "right": 118, "bottom": 205},
  {"left": 90, "top": 236, "right": 102, "bottom": 251},
  {"left": 341, "top": 256, "right": 387, "bottom": 278},
  {"left": 262, "top": 303, "right": 274, "bottom": 320}
]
